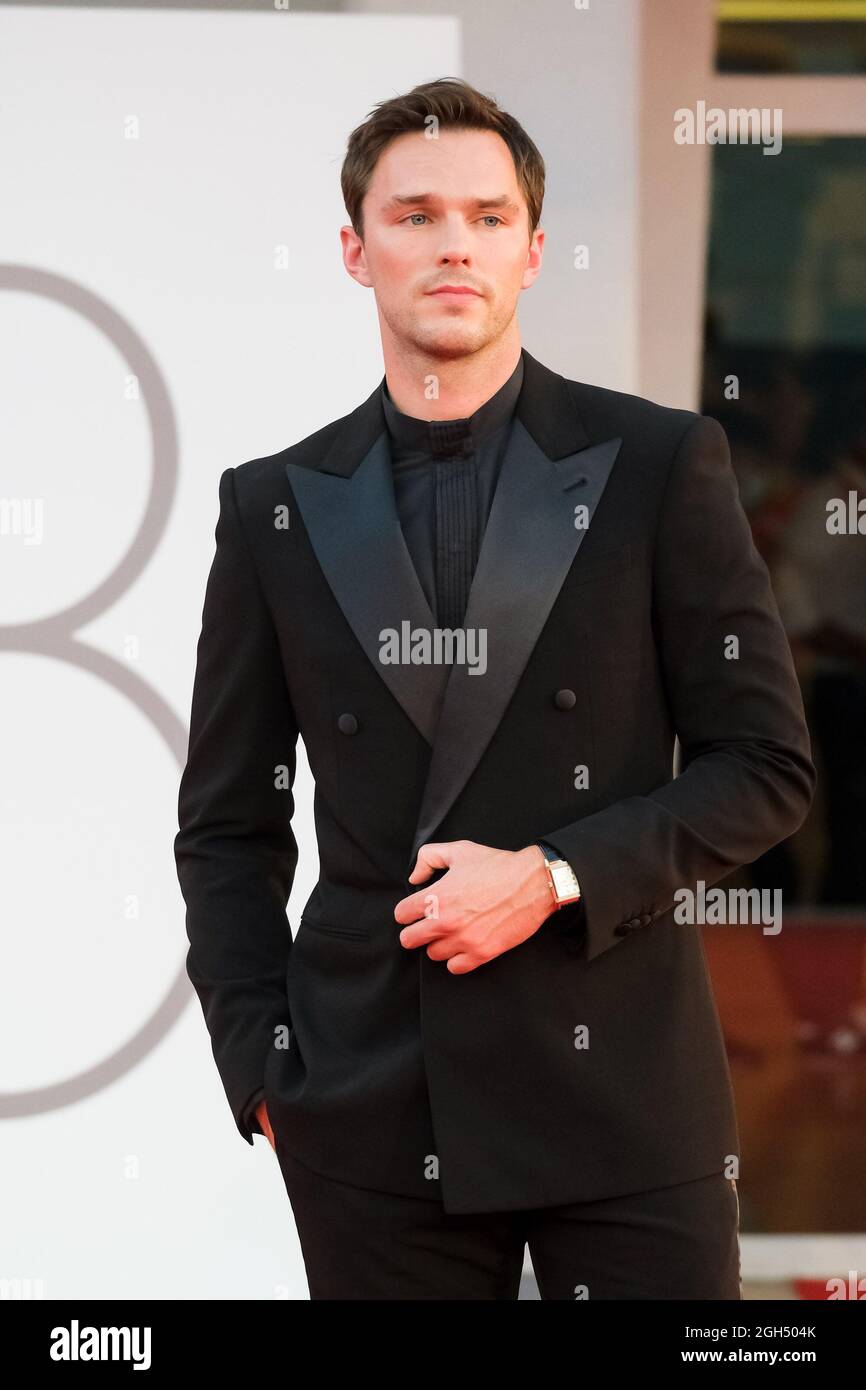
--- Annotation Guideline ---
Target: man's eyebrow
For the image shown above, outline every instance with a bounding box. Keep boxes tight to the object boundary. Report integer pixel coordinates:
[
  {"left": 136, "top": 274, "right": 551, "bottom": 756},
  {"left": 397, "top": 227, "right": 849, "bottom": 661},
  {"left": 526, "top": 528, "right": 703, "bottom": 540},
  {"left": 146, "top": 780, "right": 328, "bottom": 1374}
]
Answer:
[{"left": 381, "top": 193, "right": 522, "bottom": 215}]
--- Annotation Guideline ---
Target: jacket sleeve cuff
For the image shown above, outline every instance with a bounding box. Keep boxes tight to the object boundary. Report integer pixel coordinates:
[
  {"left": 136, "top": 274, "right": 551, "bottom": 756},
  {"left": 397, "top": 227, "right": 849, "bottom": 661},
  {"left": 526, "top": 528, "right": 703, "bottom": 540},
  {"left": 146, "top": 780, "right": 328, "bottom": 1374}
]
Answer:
[{"left": 239, "top": 1085, "right": 266, "bottom": 1142}]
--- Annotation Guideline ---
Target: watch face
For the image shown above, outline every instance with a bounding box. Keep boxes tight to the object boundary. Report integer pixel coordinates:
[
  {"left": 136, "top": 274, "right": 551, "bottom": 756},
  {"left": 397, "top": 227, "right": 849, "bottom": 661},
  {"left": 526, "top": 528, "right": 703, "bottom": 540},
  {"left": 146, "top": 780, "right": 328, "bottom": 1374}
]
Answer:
[{"left": 550, "top": 863, "right": 579, "bottom": 898}]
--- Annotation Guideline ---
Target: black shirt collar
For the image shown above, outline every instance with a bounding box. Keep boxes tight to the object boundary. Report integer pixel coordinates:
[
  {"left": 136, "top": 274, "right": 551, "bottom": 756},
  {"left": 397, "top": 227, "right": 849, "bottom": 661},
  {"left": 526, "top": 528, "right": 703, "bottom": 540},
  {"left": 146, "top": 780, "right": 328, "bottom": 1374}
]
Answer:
[{"left": 381, "top": 351, "right": 524, "bottom": 459}]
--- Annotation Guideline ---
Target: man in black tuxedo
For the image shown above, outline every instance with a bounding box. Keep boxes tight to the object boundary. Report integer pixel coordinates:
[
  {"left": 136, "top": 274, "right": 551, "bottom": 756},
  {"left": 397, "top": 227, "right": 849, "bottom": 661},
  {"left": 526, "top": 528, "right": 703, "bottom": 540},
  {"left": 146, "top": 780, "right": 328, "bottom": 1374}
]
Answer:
[{"left": 174, "top": 78, "right": 815, "bottom": 1299}]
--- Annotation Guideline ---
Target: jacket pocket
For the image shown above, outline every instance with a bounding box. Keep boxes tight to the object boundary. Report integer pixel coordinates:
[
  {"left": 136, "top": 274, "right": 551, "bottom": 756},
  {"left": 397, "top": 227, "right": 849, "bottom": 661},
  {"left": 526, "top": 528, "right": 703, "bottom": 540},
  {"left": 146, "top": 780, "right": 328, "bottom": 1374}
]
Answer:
[{"left": 299, "top": 915, "right": 370, "bottom": 942}]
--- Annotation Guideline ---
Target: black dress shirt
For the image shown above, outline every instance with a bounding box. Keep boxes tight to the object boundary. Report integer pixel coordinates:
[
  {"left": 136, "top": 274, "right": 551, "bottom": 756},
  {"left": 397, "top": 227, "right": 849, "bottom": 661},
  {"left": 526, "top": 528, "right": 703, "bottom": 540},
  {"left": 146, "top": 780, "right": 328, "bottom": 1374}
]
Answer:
[{"left": 382, "top": 351, "right": 525, "bottom": 629}]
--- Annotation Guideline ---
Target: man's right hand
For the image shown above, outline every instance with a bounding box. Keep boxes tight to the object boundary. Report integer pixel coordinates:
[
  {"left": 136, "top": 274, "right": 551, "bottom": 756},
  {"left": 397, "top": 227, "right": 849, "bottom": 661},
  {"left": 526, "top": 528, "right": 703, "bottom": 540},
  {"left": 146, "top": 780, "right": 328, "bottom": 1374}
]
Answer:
[{"left": 256, "top": 1098, "right": 276, "bottom": 1151}]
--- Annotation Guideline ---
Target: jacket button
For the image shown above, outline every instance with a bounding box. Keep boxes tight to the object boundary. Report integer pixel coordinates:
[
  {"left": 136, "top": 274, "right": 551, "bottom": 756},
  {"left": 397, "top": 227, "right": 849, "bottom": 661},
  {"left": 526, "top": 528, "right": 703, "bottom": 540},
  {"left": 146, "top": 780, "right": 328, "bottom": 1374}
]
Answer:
[
  {"left": 554, "top": 688, "right": 576, "bottom": 710},
  {"left": 337, "top": 712, "right": 358, "bottom": 735}
]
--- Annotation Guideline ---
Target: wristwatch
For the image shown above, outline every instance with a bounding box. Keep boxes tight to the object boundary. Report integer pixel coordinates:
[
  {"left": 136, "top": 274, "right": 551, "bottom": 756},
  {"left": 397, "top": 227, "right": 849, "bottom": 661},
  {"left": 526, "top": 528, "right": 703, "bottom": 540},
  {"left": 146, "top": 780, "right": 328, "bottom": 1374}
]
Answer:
[{"left": 536, "top": 840, "right": 582, "bottom": 907}]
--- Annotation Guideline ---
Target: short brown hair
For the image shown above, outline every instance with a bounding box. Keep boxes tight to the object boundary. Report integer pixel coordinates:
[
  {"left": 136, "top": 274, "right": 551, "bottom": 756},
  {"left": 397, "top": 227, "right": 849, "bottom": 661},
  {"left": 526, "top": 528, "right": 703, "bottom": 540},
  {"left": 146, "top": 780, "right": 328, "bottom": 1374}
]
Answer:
[{"left": 341, "top": 76, "right": 545, "bottom": 243}]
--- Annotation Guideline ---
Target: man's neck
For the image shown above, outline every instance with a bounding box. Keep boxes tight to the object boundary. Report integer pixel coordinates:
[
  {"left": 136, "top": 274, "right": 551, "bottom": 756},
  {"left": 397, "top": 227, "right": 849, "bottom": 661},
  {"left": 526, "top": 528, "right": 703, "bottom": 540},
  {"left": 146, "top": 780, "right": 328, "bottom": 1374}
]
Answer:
[{"left": 381, "top": 336, "right": 523, "bottom": 422}]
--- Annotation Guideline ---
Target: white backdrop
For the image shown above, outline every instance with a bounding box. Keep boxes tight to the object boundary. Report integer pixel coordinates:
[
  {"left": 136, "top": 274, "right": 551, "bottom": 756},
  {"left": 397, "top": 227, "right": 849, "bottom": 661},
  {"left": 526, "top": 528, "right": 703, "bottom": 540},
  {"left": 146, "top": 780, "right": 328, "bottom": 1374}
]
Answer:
[{"left": 0, "top": 5, "right": 639, "bottom": 1298}]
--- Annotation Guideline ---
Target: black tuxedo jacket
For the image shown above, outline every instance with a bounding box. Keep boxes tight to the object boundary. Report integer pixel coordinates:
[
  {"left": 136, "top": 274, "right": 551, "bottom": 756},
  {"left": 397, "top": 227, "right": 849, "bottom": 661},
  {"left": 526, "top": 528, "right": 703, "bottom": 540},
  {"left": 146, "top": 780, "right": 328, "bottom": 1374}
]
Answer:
[{"left": 174, "top": 348, "right": 815, "bottom": 1215}]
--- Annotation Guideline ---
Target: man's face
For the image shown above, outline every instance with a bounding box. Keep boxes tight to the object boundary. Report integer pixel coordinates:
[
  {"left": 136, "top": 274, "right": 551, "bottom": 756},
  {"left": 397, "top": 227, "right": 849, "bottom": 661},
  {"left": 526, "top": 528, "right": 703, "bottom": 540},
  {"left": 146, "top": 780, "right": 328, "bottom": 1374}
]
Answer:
[{"left": 341, "top": 127, "right": 543, "bottom": 361}]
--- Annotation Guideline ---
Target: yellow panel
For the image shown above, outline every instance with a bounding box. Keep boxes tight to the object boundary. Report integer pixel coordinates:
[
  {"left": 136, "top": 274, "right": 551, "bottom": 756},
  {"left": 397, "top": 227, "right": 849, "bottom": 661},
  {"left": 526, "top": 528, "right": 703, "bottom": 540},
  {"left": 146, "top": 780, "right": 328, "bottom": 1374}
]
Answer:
[{"left": 720, "top": 0, "right": 866, "bottom": 21}]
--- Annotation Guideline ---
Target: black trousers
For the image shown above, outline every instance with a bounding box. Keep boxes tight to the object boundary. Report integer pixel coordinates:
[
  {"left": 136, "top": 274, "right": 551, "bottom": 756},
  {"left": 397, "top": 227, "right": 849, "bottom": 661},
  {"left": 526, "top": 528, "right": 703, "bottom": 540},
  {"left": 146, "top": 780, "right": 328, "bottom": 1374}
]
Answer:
[{"left": 274, "top": 1142, "right": 742, "bottom": 1300}]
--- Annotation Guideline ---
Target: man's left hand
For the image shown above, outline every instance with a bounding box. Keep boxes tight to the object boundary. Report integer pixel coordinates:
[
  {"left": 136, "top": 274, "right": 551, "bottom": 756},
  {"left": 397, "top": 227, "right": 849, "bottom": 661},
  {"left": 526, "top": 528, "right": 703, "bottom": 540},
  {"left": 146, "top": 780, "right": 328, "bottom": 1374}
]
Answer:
[{"left": 394, "top": 840, "right": 555, "bottom": 974}]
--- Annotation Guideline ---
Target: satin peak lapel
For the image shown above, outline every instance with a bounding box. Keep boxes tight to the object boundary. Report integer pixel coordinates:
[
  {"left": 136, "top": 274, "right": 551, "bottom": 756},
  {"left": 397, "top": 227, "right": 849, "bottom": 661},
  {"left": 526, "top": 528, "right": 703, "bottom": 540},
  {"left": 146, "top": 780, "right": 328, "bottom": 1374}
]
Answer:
[
  {"left": 407, "top": 418, "right": 622, "bottom": 866},
  {"left": 285, "top": 433, "right": 450, "bottom": 746}
]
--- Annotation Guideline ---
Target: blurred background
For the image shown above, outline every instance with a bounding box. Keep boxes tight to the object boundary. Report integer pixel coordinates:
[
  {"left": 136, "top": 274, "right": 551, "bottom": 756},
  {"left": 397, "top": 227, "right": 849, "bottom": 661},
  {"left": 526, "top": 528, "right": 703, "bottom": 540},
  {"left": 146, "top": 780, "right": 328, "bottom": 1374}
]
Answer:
[{"left": 1, "top": 0, "right": 864, "bottom": 1300}]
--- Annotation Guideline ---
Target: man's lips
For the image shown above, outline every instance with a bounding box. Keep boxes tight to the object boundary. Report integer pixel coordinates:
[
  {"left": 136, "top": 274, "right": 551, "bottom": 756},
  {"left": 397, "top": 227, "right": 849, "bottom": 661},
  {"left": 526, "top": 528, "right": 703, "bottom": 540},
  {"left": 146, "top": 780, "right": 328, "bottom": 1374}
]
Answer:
[{"left": 427, "top": 286, "right": 482, "bottom": 297}]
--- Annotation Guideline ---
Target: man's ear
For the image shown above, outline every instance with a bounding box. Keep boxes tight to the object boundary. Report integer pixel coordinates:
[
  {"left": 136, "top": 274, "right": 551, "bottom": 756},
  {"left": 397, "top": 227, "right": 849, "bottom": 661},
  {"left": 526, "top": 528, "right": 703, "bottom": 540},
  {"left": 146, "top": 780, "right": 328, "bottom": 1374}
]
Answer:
[{"left": 340, "top": 224, "right": 372, "bottom": 288}]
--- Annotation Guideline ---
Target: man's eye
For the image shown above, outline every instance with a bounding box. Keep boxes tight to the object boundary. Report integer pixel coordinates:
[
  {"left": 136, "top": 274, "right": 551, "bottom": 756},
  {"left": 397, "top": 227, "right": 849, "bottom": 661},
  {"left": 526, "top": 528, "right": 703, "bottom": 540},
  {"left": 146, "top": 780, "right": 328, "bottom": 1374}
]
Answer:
[{"left": 400, "top": 213, "right": 503, "bottom": 227}]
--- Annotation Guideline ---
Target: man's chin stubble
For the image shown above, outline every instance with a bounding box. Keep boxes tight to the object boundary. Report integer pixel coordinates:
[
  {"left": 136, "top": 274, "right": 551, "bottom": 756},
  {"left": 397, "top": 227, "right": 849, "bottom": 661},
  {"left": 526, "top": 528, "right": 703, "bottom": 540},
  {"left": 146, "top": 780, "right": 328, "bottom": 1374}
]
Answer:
[{"left": 401, "top": 319, "right": 497, "bottom": 362}]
